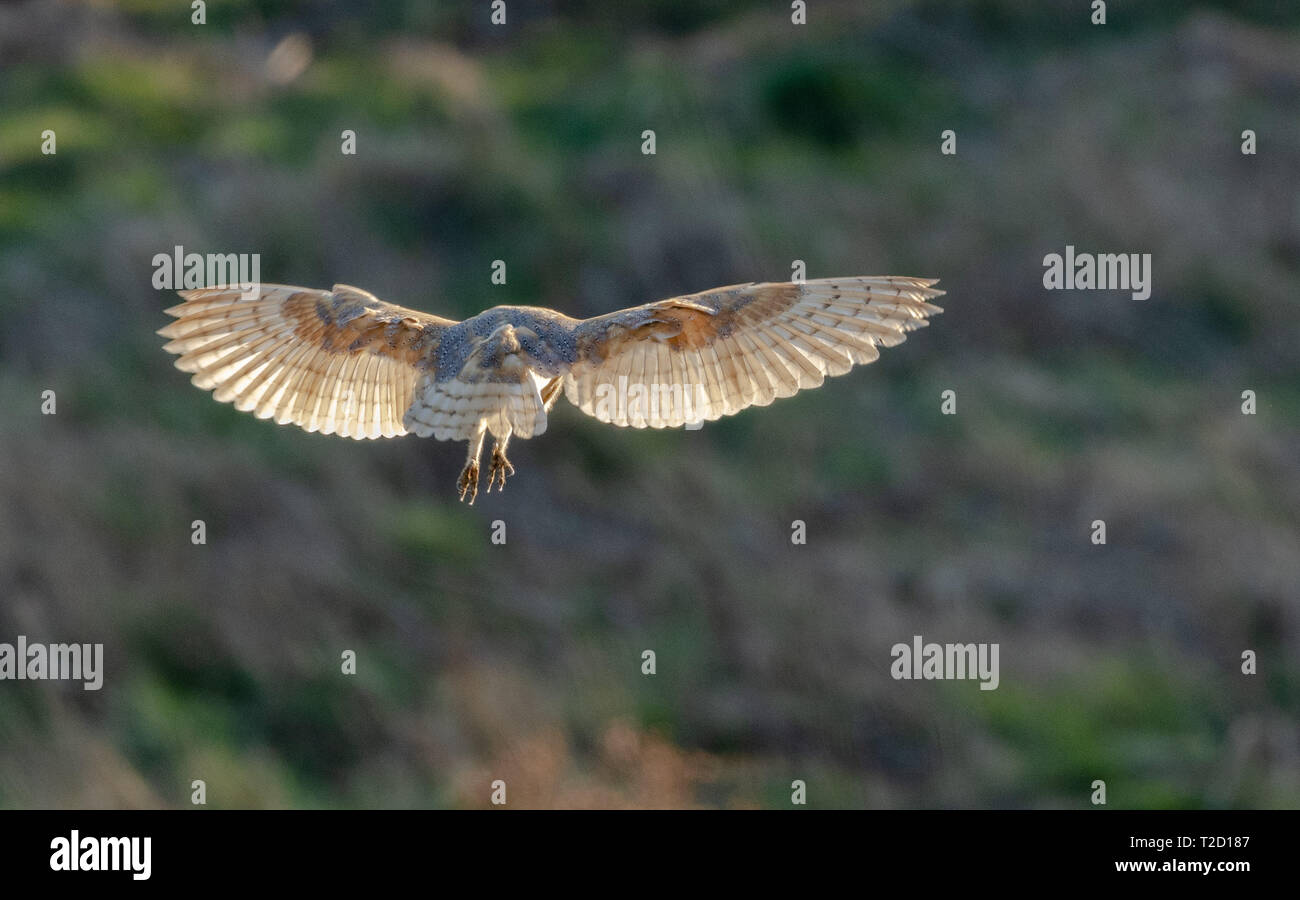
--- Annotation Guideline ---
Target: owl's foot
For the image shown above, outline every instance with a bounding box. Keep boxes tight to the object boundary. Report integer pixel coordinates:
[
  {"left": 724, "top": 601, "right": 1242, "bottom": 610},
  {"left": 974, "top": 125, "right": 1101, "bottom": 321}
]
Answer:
[
  {"left": 487, "top": 446, "right": 515, "bottom": 492},
  {"left": 457, "top": 460, "right": 480, "bottom": 505}
]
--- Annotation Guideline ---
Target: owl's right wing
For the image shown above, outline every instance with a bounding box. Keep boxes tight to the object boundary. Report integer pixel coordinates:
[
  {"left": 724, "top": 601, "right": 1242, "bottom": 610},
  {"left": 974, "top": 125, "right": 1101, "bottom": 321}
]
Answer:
[{"left": 159, "top": 284, "right": 454, "bottom": 439}]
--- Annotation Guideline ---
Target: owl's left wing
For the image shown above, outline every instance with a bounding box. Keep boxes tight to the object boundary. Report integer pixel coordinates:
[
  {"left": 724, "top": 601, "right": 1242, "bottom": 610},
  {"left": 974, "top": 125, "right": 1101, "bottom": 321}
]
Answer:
[
  {"left": 160, "top": 284, "right": 454, "bottom": 439},
  {"left": 563, "top": 276, "right": 943, "bottom": 427}
]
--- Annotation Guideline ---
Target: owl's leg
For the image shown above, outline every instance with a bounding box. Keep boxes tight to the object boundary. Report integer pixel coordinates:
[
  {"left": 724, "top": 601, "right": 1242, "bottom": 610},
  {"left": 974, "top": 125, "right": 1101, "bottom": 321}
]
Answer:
[
  {"left": 457, "top": 423, "right": 487, "bottom": 504},
  {"left": 487, "top": 430, "right": 515, "bottom": 492}
]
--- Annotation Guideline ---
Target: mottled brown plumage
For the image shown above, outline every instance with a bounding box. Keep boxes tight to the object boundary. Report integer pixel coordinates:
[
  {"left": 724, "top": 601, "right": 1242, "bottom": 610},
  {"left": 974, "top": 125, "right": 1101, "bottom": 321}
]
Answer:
[{"left": 159, "top": 276, "right": 944, "bottom": 502}]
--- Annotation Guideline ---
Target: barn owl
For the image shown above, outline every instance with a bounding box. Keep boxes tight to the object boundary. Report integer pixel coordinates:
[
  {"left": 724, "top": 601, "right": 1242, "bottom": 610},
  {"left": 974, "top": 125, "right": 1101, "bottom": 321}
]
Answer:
[{"left": 159, "top": 276, "right": 944, "bottom": 503}]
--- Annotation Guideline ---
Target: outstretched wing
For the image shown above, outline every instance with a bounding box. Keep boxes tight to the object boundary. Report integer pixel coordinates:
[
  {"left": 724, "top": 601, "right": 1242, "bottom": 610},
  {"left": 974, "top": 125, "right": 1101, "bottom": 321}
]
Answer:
[
  {"left": 563, "top": 276, "right": 944, "bottom": 427},
  {"left": 159, "top": 284, "right": 453, "bottom": 439}
]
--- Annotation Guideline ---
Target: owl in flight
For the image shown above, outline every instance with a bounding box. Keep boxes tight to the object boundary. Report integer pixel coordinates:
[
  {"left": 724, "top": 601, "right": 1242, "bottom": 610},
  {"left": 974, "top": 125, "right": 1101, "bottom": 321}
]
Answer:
[{"left": 160, "top": 276, "right": 943, "bottom": 503}]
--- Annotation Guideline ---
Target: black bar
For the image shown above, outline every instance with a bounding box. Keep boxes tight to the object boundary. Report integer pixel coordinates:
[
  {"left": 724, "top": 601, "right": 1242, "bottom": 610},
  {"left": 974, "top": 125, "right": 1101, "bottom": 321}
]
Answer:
[{"left": 0, "top": 810, "right": 1286, "bottom": 886}]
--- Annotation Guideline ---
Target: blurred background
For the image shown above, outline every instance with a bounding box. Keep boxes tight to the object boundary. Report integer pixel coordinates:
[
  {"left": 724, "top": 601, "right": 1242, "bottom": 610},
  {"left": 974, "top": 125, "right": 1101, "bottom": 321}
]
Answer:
[{"left": 1, "top": 0, "right": 1297, "bottom": 808}]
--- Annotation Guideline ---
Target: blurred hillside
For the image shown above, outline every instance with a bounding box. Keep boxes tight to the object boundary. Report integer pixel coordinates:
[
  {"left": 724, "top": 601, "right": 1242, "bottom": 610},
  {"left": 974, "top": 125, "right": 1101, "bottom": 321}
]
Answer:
[{"left": 0, "top": 0, "right": 1297, "bottom": 808}]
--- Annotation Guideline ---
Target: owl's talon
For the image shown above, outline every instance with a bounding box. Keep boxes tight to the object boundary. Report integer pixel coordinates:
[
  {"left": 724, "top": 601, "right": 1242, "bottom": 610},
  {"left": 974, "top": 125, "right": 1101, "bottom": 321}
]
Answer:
[
  {"left": 488, "top": 448, "right": 514, "bottom": 492},
  {"left": 457, "top": 461, "right": 480, "bottom": 504}
]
